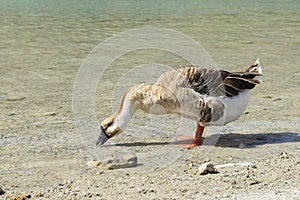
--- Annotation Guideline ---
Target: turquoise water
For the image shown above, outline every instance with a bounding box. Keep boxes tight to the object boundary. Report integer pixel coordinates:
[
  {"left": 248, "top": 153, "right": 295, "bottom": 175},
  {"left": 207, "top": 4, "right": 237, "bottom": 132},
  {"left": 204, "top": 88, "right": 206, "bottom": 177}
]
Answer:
[{"left": 1, "top": 0, "right": 299, "bottom": 68}]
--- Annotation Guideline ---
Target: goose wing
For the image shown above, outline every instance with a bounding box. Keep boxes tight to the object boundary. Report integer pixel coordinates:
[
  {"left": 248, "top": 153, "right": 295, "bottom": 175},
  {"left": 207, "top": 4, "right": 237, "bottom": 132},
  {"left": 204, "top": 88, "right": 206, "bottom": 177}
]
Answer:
[
  {"left": 156, "top": 66, "right": 262, "bottom": 97},
  {"left": 221, "top": 70, "right": 262, "bottom": 97}
]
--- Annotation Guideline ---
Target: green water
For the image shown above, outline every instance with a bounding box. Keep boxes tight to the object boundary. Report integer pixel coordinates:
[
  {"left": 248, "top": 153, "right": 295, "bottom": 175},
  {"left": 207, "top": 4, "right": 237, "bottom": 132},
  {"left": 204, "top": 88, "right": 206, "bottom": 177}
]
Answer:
[{"left": 1, "top": 0, "right": 299, "bottom": 68}]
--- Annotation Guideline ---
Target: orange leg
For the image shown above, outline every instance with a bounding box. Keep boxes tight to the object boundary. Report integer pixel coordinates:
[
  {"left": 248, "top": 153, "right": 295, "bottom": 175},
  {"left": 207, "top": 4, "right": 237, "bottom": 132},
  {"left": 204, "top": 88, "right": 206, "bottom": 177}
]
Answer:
[
  {"left": 176, "top": 125, "right": 204, "bottom": 149},
  {"left": 188, "top": 125, "right": 204, "bottom": 149}
]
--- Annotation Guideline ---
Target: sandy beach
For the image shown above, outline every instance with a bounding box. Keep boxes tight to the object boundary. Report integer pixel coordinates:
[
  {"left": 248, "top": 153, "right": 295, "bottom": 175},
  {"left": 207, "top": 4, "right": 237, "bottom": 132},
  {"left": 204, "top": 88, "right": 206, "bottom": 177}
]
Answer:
[{"left": 1, "top": 0, "right": 300, "bottom": 199}]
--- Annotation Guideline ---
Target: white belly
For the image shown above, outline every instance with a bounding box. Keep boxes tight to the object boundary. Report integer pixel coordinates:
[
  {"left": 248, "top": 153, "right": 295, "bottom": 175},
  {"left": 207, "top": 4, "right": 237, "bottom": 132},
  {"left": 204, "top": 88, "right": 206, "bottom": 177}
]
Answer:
[{"left": 209, "top": 90, "right": 250, "bottom": 126}]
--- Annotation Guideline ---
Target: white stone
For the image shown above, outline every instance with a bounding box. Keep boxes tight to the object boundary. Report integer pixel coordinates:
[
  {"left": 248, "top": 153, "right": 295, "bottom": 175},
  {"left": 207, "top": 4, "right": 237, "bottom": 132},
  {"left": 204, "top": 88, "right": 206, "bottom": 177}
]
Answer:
[{"left": 194, "top": 162, "right": 217, "bottom": 175}]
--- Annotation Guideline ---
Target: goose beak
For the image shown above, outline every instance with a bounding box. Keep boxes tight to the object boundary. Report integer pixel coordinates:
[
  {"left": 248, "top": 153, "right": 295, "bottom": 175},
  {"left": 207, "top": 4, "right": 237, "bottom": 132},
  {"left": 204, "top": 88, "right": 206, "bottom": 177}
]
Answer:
[{"left": 96, "top": 125, "right": 110, "bottom": 146}]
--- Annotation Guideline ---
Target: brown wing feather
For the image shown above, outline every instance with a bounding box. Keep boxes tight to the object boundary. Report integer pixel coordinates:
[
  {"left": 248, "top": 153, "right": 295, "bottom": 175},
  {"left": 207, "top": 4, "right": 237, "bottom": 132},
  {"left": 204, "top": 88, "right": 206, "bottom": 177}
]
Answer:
[
  {"left": 221, "top": 70, "right": 262, "bottom": 97},
  {"left": 156, "top": 66, "right": 262, "bottom": 98}
]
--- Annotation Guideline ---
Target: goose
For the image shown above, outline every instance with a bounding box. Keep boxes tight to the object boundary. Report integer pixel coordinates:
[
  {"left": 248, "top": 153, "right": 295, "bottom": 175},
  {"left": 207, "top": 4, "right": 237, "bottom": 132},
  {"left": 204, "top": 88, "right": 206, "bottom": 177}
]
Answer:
[{"left": 96, "top": 58, "right": 262, "bottom": 149}]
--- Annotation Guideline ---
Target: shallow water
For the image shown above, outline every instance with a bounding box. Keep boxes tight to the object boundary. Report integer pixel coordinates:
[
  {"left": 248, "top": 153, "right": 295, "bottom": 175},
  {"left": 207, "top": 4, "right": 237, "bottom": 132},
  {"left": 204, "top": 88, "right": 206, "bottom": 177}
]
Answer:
[{"left": 1, "top": 0, "right": 299, "bottom": 67}]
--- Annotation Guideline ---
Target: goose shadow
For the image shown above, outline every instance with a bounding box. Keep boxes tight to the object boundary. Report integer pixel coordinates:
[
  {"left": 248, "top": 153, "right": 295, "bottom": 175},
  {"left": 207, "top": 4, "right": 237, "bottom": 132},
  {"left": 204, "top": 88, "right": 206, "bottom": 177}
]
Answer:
[
  {"left": 213, "top": 132, "right": 300, "bottom": 148},
  {"left": 105, "top": 132, "right": 300, "bottom": 148}
]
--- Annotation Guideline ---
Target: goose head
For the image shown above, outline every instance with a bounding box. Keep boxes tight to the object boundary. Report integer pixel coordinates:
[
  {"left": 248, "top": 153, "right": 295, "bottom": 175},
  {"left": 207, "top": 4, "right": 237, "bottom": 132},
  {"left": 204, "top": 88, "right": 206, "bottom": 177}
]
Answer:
[
  {"left": 96, "top": 115, "right": 122, "bottom": 146},
  {"left": 96, "top": 88, "right": 138, "bottom": 146}
]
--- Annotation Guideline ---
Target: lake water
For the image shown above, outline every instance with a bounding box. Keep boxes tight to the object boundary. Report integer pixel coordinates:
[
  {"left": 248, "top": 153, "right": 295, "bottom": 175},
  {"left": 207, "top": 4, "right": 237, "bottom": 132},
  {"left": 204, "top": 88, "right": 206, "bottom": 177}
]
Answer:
[{"left": 1, "top": 0, "right": 299, "bottom": 69}]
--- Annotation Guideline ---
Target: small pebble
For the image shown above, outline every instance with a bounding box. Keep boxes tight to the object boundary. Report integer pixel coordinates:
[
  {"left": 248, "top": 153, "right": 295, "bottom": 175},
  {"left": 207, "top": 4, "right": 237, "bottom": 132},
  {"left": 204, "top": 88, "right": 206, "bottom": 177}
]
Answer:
[
  {"left": 11, "top": 194, "right": 31, "bottom": 200},
  {"left": 87, "top": 160, "right": 101, "bottom": 168},
  {"left": 279, "top": 152, "right": 289, "bottom": 159},
  {"left": 261, "top": 95, "right": 272, "bottom": 99},
  {"left": 249, "top": 180, "right": 261, "bottom": 185},
  {"left": 231, "top": 180, "right": 237, "bottom": 185},
  {"left": 194, "top": 162, "right": 217, "bottom": 175},
  {"left": 44, "top": 112, "right": 57, "bottom": 116},
  {"left": 223, "top": 193, "right": 230, "bottom": 198},
  {"left": 36, "top": 191, "right": 44, "bottom": 197},
  {"left": 5, "top": 96, "right": 26, "bottom": 101},
  {"left": 88, "top": 154, "right": 138, "bottom": 170}
]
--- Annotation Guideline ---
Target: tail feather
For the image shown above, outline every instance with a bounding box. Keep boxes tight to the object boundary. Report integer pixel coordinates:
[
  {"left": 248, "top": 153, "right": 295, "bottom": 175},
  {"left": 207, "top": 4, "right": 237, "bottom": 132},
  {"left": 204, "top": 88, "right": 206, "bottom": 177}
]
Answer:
[
  {"left": 246, "top": 58, "right": 263, "bottom": 74},
  {"left": 245, "top": 58, "right": 263, "bottom": 83},
  {"left": 221, "top": 58, "right": 263, "bottom": 97}
]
